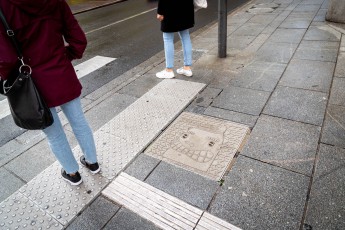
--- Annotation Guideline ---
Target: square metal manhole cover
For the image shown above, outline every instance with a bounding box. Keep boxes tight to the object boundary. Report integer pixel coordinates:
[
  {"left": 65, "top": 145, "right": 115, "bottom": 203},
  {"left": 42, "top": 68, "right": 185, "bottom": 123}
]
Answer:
[{"left": 145, "top": 112, "right": 250, "bottom": 180}]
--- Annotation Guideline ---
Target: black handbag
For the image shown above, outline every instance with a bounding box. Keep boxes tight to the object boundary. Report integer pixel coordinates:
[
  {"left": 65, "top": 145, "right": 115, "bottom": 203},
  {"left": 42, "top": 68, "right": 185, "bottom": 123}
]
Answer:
[{"left": 0, "top": 8, "right": 53, "bottom": 130}]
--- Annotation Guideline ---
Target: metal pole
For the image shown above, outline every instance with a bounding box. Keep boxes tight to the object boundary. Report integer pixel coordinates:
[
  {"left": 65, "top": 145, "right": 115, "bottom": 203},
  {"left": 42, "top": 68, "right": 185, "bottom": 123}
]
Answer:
[{"left": 218, "top": 0, "right": 227, "bottom": 58}]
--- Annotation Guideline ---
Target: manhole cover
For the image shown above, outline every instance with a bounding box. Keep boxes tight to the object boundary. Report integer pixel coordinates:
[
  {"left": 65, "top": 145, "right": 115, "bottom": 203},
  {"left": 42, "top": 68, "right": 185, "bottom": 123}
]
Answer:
[
  {"left": 247, "top": 3, "right": 280, "bottom": 14},
  {"left": 145, "top": 112, "right": 250, "bottom": 180}
]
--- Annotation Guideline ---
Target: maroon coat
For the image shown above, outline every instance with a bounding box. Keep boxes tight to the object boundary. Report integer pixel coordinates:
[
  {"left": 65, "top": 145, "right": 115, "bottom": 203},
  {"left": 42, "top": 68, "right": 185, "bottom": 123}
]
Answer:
[{"left": 0, "top": 0, "right": 87, "bottom": 107}]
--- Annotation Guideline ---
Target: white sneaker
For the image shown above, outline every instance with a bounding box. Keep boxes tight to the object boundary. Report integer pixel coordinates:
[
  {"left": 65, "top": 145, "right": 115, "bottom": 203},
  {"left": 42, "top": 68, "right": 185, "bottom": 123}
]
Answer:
[
  {"left": 156, "top": 69, "right": 175, "bottom": 79},
  {"left": 177, "top": 67, "right": 193, "bottom": 77}
]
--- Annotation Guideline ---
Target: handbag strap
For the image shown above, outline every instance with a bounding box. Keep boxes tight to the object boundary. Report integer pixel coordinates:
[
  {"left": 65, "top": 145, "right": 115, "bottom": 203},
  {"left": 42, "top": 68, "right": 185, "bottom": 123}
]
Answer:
[{"left": 0, "top": 8, "right": 23, "bottom": 60}]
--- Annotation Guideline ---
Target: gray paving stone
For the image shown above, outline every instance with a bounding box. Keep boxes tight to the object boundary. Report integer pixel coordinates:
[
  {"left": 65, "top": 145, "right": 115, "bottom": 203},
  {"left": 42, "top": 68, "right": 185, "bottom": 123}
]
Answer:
[
  {"left": 267, "top": 28, "right": 306, "bottom": 43},
  {"left": 103, "top": 207, "right": 162, "bottom": 230},
  {"left": 0, "top": 168, "right": 25, "bottom": 203},
  {"left": 300, "top": 0, "right": 323, "bottom": 4},
  {"left": 254, "top": 42, "right": 299, "bottom": 63},
  {"left": 66, "top": 196, "right": 120, "bottom": 230},
  {"left": 263, "top": 86, "right": 327, "bottom": 126},
  {"left": 278, "top": 59, "right": 335, "bottom": 92},
  {"left": 0, "top": 115, "right": 25, "bottom": 147},
  {"left": 279, "top": 18, "right": 311, "bottom": 29},
  {"left": 329, "top": 77, "right": 345, "bottom": 106},
  {"left": 118, "top": 75, "right": 161, "bottom": 98},
  {"left": 293, "top": 4, "right": 321, "bottom": 12},
  {"left": 230, "top": 61, "right": 286, "bottom": 92},
  {"left": 232, "top": 23, "right": 266, "bottom": 37},
  {"left": 212, "top": 86, "right": 271, "bottom": 116},
  {"left": 124, "top": 154, "right": 160, "bottom": 181},
  {"left": 193, "top": 87, "right": 222, "bottom": 108},
  {"left": 294, "top": 40, "right": 339, "bottom": 62},
  {"left": 145, "top": 161, "right": 219, "bottom": 210},
  {"left": 304, "top": 26, "right": 341, "bottom": 41},
  {"left": 321, "top": 105, "right": 345, "bottom": 148},
  {"left": 209, "top": 156, "right": 309, "bottom": 230},
  {"left": 334, "top": 52, "right": 345, "bottom": 78},
  {"left": 204, "top": 106, "right": 258, "bottom": 128},
  {"left": 241, "top": 115, "right": 320, "bottom": 175},
  {"left": 247, "top": 14, "right": 278, "bottom": 25},
  {"left": 184, "top": 104, "right": 207, "bottom": 115},
  {"left": 226, "top": 35, "right": 256, "bottom": 56},
  {"left": 4, "top": 138, "right": 62, "bottom": 182},
  {"left": 304, "top": 144, "right": 345, "bottom": 230},
  {"left": 313, "top": 9, "right": 327, "bottom": 22}
]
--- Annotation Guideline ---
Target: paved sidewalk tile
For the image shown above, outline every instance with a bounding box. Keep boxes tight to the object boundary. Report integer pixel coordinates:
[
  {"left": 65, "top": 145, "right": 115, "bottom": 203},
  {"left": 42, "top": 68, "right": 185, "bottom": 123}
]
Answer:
[
  {"left": 66, "top": 196, "right": 120, "bottom": 230},
  {"left": 321, "top": 105, "right": 345, "bottom": 149},
  {"left": 145, "top": 162, "right": 219, "bottom": 210},
  {"left": 263, "top": 86, "right": 327, "bottom": 126},
  {"left": 304, "top": 144, "right": 345, "bottom": 229},
  {"left": 209, "top": 156, "right": 309, "bottom": 230},
  {"left": 230, "top": 61, "right": 286, "bottom": 92},
  {"left": 103, "top": 208, "right": 161, "bottom": 230},
  {"left": 0, "top": 168, "right": 25, "bottom": 202},
  {"left": 294, "top": 40, "right": 339, "bottom": 62},
  {"left": 254, "top": 42, "right": 299, "bottom": 63},
  {"left": 335, "top": 52, "right": 345, "bottom": 78},
  {"left": 304, "top": 25, "right": 341, "bottom": 41},
  {"left": 278, "top": 59, "right": 335, "bottom": 93},
  {"left": 329, "top": 77, "right": 345, "bottom": 106},
  {"left": 241, "top": 115, "right": 320, "bottom": 175},
  {"left": 124, "top": 154, "right": 160, "bottom": 181},
  {"left": 267, "top": 28, "right": 306, "bottom": 44},
  {"left": 212, "top": 86, "right": 271, "bottom": 116}
]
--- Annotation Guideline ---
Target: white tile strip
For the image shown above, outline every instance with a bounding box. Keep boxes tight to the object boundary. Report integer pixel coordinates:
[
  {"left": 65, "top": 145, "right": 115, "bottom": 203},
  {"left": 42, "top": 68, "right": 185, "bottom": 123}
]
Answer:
[
  {"left": 0, "top": 55, "right": 116, "bottom": 120},
  {"left": 1, "top": 79, "right": 205, "bottom": 227},
  {"left": 75, "top": 55, "right": 116, "bottom": 79},
  {"left": 103, "top": 173, "right": 242, "bottom": 230}
]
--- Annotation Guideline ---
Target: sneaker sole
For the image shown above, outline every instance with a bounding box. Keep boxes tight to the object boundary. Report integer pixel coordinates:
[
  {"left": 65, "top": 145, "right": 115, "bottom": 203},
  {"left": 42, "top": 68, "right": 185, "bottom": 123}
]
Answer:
[
  {"left": 177, "top": 71, "right": 192, "bottom": 77},
  {"left": 156, "top": 75, "right": 175, "bottom": 79},
  {"left": 62, "top": 177, "right": 83, "bottom": 186},
  {"left": 90, "top": 167, "right": 101, "bottom": 174}
]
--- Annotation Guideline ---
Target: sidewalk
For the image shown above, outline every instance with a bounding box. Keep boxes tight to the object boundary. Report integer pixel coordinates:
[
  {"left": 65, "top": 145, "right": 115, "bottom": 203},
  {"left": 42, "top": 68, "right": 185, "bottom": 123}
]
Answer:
[{"left": 1, "top": 0, "right": 345, "bottom": 229}]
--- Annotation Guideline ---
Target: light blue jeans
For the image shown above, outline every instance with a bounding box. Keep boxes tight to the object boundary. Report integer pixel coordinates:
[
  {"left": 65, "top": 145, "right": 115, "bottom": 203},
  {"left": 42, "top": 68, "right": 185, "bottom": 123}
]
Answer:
[
  {"left": 163, "top": 29, "right": 192, "bottom": 69},
  {"left": 43, "top": 97, "right": 97, "bottom": 174}
]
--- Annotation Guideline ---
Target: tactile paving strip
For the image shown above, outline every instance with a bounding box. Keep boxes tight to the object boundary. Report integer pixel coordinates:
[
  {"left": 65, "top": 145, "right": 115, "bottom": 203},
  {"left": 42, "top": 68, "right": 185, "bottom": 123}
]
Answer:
[
  {"left": 196, "top": 212, "right": 242, "bottom": 230},
  {"left": 1, "top": 79, "right": 205, "bottom": 228},
  {"left": 0, "top": 192, "right": 63, "bottom": 230},
  {"left": 102, "top": 173, "right": 241, "bottom": 230},
  {"left": 145, "top": 112, "right": 250, "bottom": 180}
]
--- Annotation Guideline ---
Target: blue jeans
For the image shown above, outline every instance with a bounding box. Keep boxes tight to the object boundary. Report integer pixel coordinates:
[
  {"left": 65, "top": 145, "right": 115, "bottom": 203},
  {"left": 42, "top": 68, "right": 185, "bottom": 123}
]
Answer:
[
  {"left": 163, "top": 29, "right": 192, "bottom": 69},
  {"left": 43, "top": 97, "right": 97, "bottom": 174}
]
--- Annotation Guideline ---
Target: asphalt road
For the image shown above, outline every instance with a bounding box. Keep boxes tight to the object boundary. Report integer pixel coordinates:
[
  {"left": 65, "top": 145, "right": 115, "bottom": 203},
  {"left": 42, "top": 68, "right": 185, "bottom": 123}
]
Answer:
[{"left": 0, "top": 0, "right": 249, "bottom": 147}]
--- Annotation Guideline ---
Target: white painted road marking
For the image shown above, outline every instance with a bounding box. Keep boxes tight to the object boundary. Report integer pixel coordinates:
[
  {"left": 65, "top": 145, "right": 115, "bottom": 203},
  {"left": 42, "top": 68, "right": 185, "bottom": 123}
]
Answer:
[{"left": 0, "top": 55, "right": 116, "bottom": 120}]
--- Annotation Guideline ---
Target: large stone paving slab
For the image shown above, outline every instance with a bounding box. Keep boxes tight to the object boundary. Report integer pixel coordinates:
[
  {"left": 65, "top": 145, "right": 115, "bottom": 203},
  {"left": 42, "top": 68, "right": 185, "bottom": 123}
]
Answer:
[
  {"left": 334, "top": 52, "right": 345, "bottom": 78},
  {"left": 213, "top": 86, "right": 271, "bottom": 116},
  {"left": 263, "top": 86, "right": 327, "bottom": 126},
  {"left": 230, "top": 61, "right": 286, "bottom": 92},
  {"left": 294, "top": 40, "right": 339, "bottom": 62},
  {"left": 254, "top": 42, "right": 299, "bottom": 63},
  {"left": 0, "top": 168, "right": 25, "bottom": 203},
  {"left": 278, "top": 59, "right": 335, "bottom": 92},
  {"left": 304, "top": 144, "right": 345, "bottom": 229},
  {"left": 321, "top": 105, "right": 345, "bottom": 148},
  {"left": 124, "top": 154, "right": 160, "bottom": 181},
  {"left": 208, "top": 156, "right": 309, "bottom": 230},
  {"left": 329, "top": 77, "right": 345, "bottom": 106},
  {"left": 304, "top": 25, "right": 341, "bottom": 41},
  {"left": 145, "top": 162, "right": 219, "bottom": 210},
  {"left": 241, "top": 115, "right": 320, "bottom": 175},
  {"left": 145, "top": 112, "right": 250, "bottom": 180},
  {"left": 267, "top": 28, "right": 306, "bottom": 44}
]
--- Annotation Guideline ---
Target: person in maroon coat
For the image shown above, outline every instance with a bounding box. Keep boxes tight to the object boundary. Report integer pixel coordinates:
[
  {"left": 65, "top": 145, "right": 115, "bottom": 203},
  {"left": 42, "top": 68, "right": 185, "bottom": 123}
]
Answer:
[
  {"left": 0, "top": 0, "right": 100, "bottom": 185},
  {"left": 156, "top": 0, "right": 195, "bottom": 79}
]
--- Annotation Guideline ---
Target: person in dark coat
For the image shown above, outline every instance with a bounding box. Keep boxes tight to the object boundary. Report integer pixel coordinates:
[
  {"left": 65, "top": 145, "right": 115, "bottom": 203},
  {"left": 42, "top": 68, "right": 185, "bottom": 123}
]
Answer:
[
  {"left": 0, "top": 0, "right": 100, "bottom": 185},
  {"left": 156, "top": 0, "right": 195, "bottom": 79}
]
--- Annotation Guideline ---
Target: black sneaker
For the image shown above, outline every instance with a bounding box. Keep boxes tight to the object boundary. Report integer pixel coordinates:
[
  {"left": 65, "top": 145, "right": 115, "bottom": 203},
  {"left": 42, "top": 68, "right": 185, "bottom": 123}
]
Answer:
[
  {"left": 61, "top": 169, "right": 82, "bottom": 186},
  {"left": 80, "top": 156, "right": 100, "bottom": 174}
]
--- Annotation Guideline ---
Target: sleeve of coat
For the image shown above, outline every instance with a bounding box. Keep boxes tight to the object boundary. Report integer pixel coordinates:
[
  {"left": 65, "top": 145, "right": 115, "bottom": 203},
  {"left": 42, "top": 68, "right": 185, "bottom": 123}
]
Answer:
[
  {"left": 157, "top": 0, "right": 165, "bottom": 15},
  {"left": 60, "top": 0, "right": 87, "bottom": 60},
  {"left": 0, "top": 29, "right": 18, "bottom": 80}
]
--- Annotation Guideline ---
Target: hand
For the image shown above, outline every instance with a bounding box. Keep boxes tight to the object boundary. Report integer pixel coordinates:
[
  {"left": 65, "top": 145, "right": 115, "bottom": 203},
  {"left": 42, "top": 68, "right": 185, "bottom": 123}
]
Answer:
[{"left": 157, "top": 14, "right": 164, "bottom": 21}]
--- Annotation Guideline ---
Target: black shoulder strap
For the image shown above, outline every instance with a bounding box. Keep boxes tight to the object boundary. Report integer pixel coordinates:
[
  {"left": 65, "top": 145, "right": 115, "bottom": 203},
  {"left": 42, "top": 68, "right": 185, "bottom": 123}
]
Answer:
[{"left": 0, "top": 8, "right": 23, "bottom": 59}]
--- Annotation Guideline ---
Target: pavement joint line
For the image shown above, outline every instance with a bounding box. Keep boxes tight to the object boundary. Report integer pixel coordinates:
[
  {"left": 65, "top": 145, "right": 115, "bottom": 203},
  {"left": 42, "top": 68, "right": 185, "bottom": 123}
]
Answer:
[
  {"left": 0, "top": 79, "right": 205, "bottom": 228},
  {"left": 102, "top": 173, "right": 242, "bottom": 230}
]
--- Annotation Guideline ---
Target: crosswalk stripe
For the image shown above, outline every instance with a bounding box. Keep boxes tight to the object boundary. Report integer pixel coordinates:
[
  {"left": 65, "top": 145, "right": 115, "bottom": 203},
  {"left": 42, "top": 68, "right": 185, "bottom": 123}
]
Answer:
[{"left": 0, "top": 55, "right": 116, "bottom": 121}]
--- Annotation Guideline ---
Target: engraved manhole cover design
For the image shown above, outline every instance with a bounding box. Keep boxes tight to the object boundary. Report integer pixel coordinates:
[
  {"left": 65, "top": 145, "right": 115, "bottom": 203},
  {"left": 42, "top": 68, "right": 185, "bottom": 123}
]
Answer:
[{"left": 145, "top": 112, "right": 250, "bottom": 180}]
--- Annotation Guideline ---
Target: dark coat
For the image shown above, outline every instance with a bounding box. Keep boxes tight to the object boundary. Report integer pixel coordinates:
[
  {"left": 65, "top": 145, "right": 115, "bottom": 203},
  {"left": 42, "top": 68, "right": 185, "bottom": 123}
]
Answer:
[
  {"left": 0, "top": 0, "right": 87, "bottom": 107},
  {"left": 157, "top": 0, "right": 195, "bottom": 32}
]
